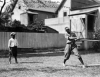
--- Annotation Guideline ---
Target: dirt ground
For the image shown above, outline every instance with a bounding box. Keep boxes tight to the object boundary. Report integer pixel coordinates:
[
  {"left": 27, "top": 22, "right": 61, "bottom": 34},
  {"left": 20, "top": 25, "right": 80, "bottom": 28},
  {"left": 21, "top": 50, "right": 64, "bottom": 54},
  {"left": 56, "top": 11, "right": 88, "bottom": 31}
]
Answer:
[{"left": 0, "top": 49, "right": 100, "bottom": 77}]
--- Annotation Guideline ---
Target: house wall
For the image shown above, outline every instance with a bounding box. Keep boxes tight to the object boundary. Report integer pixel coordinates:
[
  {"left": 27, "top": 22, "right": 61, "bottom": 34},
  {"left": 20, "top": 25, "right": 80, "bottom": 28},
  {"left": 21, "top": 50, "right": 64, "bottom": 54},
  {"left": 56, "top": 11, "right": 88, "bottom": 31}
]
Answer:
[
  {"left": 45, "top": 16, "right": 85, "bottom": 38},
  {"left": 12, "top": 7, "right": 23, "bottom": 21},
  {"left": 12, "top": 0, "right": 27, "bottom": 21},
  {"left": 12, "top": 3, "right": 56, "bottom": 26},
  {"left": 70, "top": 15, "right": 86, "bottom": 38},
  {"left": 45, "top": 17, "right": 70, "bottom": 33},
  {"left": 32, "top": 10, "right": 56, "bottom": 22},
  {"left": 20, "top": 13, "right": 28, "bottom": 26},
  {"left": 11, "top": 0, "right": 57, "bottom": 26},
  {"left": 94, "top": 7, "right": 100, "bottom": 31},
  {"left": 58, "top": 0, "right": 71, "bottom": 18}
]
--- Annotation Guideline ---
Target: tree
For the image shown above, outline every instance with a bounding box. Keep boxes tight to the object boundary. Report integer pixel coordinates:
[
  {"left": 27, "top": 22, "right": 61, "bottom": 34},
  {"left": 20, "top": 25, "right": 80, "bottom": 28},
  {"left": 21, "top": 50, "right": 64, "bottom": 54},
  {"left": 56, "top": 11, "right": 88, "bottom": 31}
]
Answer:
[
  {"left": 0, "top": 0, "right": 6, "bottom": 27},
  {"left": 27, "top": 19, "right": 46, "bottom": 32},
  {"left": 3, "top": 0, "right": 18, "bottom": 13},
  {"left": 0, "top": 0, "right": 6, "bottom": 15},
  {"left": 0, "top": 0, "right": 18, "bottom": 27}
]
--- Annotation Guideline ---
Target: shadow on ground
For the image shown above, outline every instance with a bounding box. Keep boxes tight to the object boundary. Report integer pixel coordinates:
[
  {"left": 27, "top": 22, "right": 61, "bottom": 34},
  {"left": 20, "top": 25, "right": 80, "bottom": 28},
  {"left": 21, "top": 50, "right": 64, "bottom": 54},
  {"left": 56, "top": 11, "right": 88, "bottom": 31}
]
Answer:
[
  {"left": 0, "top": 67, "right": 30, "bottom": 73},
  {"left": 0, "top": 48, "right": 100, "bottom": 58},
  {"left": 20, "top": 61, "right": 43, "bottom": 64},
  {"left": 36, "top": 67, "right": 75, "bottom": 73},
  {"left": 0, "top": 66, "right": 76, "bottom": 74}
]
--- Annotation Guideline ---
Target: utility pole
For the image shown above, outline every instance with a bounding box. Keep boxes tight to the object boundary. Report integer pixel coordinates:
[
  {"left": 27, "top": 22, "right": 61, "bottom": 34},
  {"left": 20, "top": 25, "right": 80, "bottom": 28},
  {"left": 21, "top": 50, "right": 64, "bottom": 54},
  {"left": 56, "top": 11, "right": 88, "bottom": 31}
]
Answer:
[{"left": 68, "top": 7, "right": 71, "bottom": 36}]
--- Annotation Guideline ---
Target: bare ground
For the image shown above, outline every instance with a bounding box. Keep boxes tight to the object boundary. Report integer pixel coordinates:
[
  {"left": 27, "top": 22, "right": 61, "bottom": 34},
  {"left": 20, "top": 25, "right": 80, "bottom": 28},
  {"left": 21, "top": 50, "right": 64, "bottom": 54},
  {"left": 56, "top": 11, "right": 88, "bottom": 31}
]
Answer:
[{"left": 0, "top": 50, "right": 100, "bottom": 77}]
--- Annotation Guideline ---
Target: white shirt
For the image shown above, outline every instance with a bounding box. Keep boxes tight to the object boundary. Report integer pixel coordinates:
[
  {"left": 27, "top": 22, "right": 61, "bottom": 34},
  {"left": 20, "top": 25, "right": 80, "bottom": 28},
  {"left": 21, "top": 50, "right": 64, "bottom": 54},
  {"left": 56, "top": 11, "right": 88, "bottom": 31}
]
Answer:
[
  {"left": 65, "top": 33, "right": 71, "bottom": 43},
  {"left": 8, "top": 38, "right": 18, "bottom": 48}
]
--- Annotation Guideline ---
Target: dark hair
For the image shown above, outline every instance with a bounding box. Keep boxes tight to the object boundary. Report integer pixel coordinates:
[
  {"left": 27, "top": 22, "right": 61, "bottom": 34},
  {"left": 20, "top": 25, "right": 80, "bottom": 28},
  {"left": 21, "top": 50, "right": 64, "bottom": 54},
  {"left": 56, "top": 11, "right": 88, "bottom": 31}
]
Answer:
[{"left": 65, "top": 27, "right": 71, "bottom": 34}]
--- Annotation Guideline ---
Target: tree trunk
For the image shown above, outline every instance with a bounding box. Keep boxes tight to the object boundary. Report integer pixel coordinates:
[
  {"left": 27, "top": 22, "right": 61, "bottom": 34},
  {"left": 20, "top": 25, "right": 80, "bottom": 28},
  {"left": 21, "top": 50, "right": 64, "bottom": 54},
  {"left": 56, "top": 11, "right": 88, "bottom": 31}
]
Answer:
[
  {"left": 0, "top": 0, "right": 6, "bottom": 15},
  {"left": 3, "top": 0, "right": 18, "bottom": 13}
]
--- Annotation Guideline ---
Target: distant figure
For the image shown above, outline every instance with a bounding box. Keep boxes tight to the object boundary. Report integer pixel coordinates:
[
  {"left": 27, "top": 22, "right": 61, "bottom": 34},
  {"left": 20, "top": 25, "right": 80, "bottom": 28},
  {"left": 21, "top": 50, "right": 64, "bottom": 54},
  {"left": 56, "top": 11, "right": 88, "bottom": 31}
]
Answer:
[
  {"left": 63, "top": 27, "right": 86, "bottom": 68},
  {"left": 8, "top": 32, "right": 18, "bottom": 64}
]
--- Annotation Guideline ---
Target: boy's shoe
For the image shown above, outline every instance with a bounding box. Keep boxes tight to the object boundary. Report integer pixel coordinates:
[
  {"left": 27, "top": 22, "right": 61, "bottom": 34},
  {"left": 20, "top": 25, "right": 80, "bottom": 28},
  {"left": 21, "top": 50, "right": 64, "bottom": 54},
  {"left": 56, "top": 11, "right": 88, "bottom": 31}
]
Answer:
[
  {"left": 9, "top": 61, "right": 11, "bottom": 64},
  {"left": 82, "top": 65, "right": 86, "bottom": 68},
  {"left": 63, "top": 63, "right": 66, "bottom": 67},
  {"left": 15, "top": 61, "right": 18, "bottom": 64}
]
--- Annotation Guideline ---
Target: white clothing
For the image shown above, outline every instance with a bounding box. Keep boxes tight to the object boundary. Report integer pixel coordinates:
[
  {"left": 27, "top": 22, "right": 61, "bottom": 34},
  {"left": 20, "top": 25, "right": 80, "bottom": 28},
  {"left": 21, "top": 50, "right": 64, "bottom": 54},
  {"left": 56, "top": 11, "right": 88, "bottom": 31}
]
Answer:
[
  {"left": 65, "top": 33, "right": 71, "bottom": 43},
  {"left": 8, "top": 38, "right": 18, "bottom": 48}
]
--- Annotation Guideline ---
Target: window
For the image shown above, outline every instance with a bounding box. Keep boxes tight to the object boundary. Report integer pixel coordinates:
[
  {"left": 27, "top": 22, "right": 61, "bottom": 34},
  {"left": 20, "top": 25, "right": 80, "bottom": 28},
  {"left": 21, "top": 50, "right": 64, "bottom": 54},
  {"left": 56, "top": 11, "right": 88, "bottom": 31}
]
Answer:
[
  {"left": 18, "top": 6, "right": 21, "bottom": 9},
  {"left": 88, "top": 15, "right": 95, "bottom": 32},
  {"left": 28, "top": 14, "right": 33, "bottom": 24},
  {"left": 82, "top": 18, "right": 85, "bottom": 24},
  {"left": 87, "top": 12, "right": 96, "bottom": 32},
  {"left": 28, "top": 14, "right": 38, "bottom": 25},
  {"left": 63, "top": 12, "right": 67, "bottom": 16}
]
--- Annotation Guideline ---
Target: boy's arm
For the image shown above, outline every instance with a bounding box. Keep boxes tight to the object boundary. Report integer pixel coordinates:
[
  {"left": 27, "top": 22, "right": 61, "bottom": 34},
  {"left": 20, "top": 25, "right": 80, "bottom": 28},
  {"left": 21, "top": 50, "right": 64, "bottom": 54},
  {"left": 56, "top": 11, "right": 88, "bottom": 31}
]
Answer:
[
  {"left": 8, "top": 40, "right": 11, "bottom": 51},
  {"left": 65, "top": 33, "right": 70, "bottom": 39},
  {"left": 69, "top": 36, "right": 77, "bottom": 39},
  {"left": 64, "top": 34, "right": 67, "bottom": 38},
  {"left": 8, "top": 40, "right": 10, "bottom": 48},
  {"left": 16, "top": 39, "right": 18, "bottom": 47},
  {"left": 69, "top": 33, "right": 80, "bottom": 40}
]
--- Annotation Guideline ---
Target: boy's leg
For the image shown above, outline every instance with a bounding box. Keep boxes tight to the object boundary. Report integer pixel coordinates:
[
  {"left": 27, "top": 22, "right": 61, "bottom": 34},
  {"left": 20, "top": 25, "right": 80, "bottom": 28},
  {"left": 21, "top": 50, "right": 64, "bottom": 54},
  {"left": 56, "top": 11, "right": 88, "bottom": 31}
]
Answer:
[
  {"left": 15, "top": 56, "right": 18, "bottom": 63},
  {"left": 9, "top": 51, "right": 12, "bottom": 64},
  {"left": 63, "top": 44, "right": 71, "bottom": 65},
  {"left": 14, "top": 47, "right": 18, "bottom": 63},
  {"left": 73, "top": 48, "right": 84, "bottom": 64},
  {"left": 73, "top": 48, "right": 85, "bottom": 68}
]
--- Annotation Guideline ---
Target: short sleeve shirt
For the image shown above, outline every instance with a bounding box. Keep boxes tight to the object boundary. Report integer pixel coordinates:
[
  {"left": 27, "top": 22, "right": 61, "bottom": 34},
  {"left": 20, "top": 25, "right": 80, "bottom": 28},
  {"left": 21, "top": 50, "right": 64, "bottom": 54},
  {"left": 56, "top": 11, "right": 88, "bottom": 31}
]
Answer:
[
  {"left": 65, "top": 33, "right": 71, "bottom": 43},
  {"left": 8, "top": 38, "right": 18, "bottom": 48}
]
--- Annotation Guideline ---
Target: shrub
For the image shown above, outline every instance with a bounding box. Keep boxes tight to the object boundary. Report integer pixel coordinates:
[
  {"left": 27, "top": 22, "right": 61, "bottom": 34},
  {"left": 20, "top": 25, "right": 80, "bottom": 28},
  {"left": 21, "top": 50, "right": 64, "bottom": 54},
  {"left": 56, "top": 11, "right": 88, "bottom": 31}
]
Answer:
[{"left": 92, "top": 29, "right": 100, "bottom": 52}]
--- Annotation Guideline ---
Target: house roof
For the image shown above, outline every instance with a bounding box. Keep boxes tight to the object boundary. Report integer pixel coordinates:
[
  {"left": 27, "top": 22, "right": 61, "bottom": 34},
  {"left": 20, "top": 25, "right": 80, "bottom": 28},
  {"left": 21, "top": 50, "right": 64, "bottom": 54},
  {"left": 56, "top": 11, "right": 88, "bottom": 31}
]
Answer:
[
  {"left": 56, "top": 0, "right": 67, "bottom": 13},
  {"left": 69, "top": 7, "right": 98, "bottom": 16},
  {"left": 23, "top": 0, "right": 59, "bottom": 13},
  {"left": 56, "top": 0, "right": 100, "bottom": 13},
  {"left": 71, "top": 0, "right": 100, "bottom": 10},
  {"left": 20, "top": 11, "right": 38, "bottom": 15}
]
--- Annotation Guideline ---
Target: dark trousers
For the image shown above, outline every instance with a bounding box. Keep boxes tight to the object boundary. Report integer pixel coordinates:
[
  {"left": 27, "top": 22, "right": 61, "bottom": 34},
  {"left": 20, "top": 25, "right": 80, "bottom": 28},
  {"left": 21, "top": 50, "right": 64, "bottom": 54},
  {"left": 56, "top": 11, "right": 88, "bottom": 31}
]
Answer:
[
  {"left": 9, "top": 46, "right": 18, "bottom": 63},
  {"left": 64, "top": 44, "right": 80, "bottom": 63},
  {"left": 64, "top": 44, "right": 84, "bottom": 65},
  {"left": 9, "top": 46, "right": 17, "bottom": 57}
]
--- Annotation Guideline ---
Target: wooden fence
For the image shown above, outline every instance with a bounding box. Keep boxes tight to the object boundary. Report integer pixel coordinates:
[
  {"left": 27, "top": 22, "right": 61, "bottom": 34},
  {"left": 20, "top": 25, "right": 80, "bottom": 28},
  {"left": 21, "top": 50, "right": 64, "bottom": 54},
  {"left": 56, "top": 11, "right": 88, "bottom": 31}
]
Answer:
[{"left": 0, "top": 32, "right": 66, "bottom": 50}]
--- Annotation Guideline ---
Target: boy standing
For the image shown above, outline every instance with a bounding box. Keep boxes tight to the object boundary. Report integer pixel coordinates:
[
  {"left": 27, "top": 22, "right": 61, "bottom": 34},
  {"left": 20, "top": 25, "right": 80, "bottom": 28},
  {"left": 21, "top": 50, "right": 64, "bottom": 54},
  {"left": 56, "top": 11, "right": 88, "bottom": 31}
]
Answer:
[
  {"left": 8, "top": 32, "right": 18, "bottom": 64},
  {"left": 63, "top": 27, "right": 86, "bottom": 68}
]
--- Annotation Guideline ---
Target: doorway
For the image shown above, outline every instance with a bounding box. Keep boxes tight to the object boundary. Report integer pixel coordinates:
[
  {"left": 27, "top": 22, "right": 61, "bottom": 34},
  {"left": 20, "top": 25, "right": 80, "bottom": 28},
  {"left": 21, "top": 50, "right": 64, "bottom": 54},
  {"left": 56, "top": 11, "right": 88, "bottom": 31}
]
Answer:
[{"left": 87, "top": 11, "right": 97, "bottom": 32}]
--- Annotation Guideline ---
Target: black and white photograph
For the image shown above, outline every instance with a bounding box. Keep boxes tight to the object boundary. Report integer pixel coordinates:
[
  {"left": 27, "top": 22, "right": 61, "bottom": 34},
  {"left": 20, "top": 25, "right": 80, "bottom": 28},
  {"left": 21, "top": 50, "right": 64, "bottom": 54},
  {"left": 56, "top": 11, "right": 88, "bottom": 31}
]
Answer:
[{"left": 0, "top": 0, "right": 100, "bottom": 77}]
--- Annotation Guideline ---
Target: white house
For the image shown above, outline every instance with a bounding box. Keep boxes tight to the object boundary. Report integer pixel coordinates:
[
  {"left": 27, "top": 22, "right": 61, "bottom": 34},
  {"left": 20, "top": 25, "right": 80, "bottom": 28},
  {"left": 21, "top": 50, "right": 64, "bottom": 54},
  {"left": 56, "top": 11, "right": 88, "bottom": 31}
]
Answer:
[
  {"left": 45, "top": 0, "right": 100, "bottom": 49},
  {"left": 3, "top": 0, "right": 59, "bottom": 26}
]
